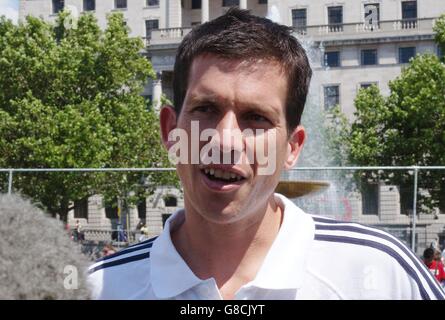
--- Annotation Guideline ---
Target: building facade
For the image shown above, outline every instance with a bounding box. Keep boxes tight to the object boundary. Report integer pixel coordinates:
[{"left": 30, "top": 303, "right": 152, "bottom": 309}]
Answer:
[
  {"left": 18, "top": 0, "right": 445, "bottom": 254},
  {"left": 19, "top": 0, "right": 445, "bottom": 116}
]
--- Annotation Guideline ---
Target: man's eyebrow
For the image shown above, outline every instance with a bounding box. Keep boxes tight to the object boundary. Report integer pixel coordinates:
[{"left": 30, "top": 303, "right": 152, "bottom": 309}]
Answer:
[
  {"left": 187, "top": 94, "right": 220, "bottom": 105},
  {"left": 187, "top": 93, "right": 282, "bottom": 116},
  {"left": 240, "top": 102, "right": 281, "bottom": 116}
]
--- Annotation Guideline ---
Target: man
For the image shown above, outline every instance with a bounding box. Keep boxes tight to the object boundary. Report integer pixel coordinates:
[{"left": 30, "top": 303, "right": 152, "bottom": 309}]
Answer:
[{"left": 88, "top": 8, "right": 445, "bottom": 300}]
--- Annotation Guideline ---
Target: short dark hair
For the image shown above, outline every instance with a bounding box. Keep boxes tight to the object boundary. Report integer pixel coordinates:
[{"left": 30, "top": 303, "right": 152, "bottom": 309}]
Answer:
[
  {"left": 172, "top": 8, "right": 312, "bottom": 133},
  {"left": 424, "top": 248, "right": 435, "bottom": 260}
]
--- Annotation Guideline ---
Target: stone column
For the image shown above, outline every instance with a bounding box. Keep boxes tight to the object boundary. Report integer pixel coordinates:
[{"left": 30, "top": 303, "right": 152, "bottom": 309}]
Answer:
[
  {"left": 240, "top": 0, "right": 247, "bottom": 10},
  {"left": 202, "top": 0, "right": 210, "bottom": 23},
  {"left": 167, "top": 0, "right": 182, "bottom": 28},
  {"left": 165, "top": 0, "right": 170, "bottom": 28},
  {"left": 152, "top": 71, "right": 163, "bottom": 112}
]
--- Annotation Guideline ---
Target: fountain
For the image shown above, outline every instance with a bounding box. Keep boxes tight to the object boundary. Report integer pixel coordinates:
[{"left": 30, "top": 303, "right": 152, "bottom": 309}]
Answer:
[
  {"left": 269, "top": 4, "right": 352, "bottom": 220},
  {"left": 275, "top": 180, "right": 330, "bottom": 198}
]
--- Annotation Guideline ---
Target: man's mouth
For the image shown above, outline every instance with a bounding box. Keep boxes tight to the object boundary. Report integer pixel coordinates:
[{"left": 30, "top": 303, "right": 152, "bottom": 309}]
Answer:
[{"left": 201, "top": 168, "right": 246, "bottom": 184}]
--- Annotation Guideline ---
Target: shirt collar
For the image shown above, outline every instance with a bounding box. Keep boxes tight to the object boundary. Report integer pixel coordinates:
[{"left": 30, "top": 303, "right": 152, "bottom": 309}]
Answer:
[
  {"left": 150, "top": 193, "right": 315, "bottom": 298},
  {"left": 150, "top": 209, "right": 204, "bottom": 299},
  {"left": 247, "top": 193, "right": 315, "bottom": 290}
]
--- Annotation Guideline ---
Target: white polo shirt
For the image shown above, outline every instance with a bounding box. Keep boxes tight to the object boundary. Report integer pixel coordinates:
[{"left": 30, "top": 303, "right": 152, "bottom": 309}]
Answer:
[{"left": 88, "top": 193, "right": 445, "bottom": 300}]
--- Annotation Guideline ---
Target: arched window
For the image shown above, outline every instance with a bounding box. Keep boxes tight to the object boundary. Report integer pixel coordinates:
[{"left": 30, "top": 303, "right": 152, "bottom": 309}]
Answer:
[
  {"left": 164, "top": 195, "right": 177, "bottom": 207},
  {"left": 137, "top": 198, "right": 146, "bottom": 219},
  {"left": 74, "top": 197, "right": 89, "bottom": 219},
  {"left": 104, "top": 197, "right": 119, "bottom": 219}
]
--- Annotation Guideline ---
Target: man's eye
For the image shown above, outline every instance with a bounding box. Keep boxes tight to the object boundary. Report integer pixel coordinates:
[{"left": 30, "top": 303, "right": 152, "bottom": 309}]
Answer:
[
  {"left": 193, "top": 105, "right": 215, "bottom": 113},
  {"left": 245, "top": 113, "right": 270, "bottom": 123}
]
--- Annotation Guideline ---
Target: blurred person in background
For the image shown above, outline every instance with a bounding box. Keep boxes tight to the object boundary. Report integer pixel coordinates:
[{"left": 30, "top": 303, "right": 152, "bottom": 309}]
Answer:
[{"left": 423, "top": 247, "right": 445, "bottom": 287}]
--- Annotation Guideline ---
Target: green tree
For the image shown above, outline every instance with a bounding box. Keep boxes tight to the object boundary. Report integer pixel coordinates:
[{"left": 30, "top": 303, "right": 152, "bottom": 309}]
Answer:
[
  {"left": 324, "top": 105, "right": 351, "bottom": 168},
  {"left": 434, "top": 14, "right": 445, "bottom": 62},
  {"left": 0, "top": 12, "right": 176, "bottom": 221},
  {"left": 346, "top": 53, "right": 445, "bottom": 213}
]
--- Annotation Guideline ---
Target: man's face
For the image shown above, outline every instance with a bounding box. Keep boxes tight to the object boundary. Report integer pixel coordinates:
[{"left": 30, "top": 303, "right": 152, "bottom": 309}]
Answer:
[{"left": 161, "top": 54, "right": 305, "bottom": 224}]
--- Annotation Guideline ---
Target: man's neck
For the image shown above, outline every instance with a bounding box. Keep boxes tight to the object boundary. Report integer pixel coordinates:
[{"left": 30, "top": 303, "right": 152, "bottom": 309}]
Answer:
[{"left": 170, "top": 196, "right": 283, "bottom": 299}]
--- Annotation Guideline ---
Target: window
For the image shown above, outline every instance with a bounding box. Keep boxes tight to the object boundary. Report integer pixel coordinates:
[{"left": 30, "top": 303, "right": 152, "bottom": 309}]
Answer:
[
  {"left": 328, "top": 6, "right": 343, "bottom": 31},
  {"left": 143, "top": 95, "right": 152, "bottom": 110},
  {"left": 364, "top": 3, "right": 380, "bottom": 29},
  {"left": 324, "top": 85, "right": 340, "bottom": 110},
  {"left": 74, "top": 198, "right": 89, "bottom": 219},
  {"left": 402, "top": 1, "right": 417, "bottom": 28},
  {"left": 164, "top": 196, "right": 177, "bottom": 207},
  {"left": 137, "top": 198, "right": 146, "bottom": 219},
  {"left": 360, "top": 82, "right": 377, "bottom": 89},
  {"left": 258, "top": 0, "right": 267, "bottom": 4},
  {"left": 223, "top": 0, "right": 239, "bottom": 7},
  {"left": 292, "top": 9, "right": 307, "bottom": 33},
  {"left": 402, "top": 1, "right": 417, "bottom": 20},
  {"left": 192, "top": 0, "right": 201, "bottom": 9},
  {"left": 440, "top": 185, "right": 445, "bottom": 214},
  {"left": 104, "top": 198, "right": 119, "bottom": 219},
  {"left": 362, "top": 183, "right": 379, "bottom": 215},
  {"left": 399, "top": 47, "right": 416, "bottom": 64},
  {"left": 83, "top": 0, "right": 95, "bottom": 11},
  {"left": 361, "top": 49, "right": 378, "bottom": 65},
  {"left": 399, "top": 185, "right": 414, "bottom": 215},
  {"left": 147, "top": 0, "right": 159, "bottom": 6},
  {"left": 145, "top": 19, "right": 159, "bottom": 40},
  {"left": 324, "top": 51, "right": 340, "bottom": 67},
  {"left": 115, "top": 0, "right": 127, "bottom": 9},
  {"left": 52, "top": 0, "right": 64, "bottom": 14}
]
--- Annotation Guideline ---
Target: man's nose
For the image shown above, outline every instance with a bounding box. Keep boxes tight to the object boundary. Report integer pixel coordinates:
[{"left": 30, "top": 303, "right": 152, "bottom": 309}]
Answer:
[
  {"left": 216, "top": 111, "right": 239, "bottom": 132},
  {"left": 212, "top": 111, "right": 243, "bottom": 157}
]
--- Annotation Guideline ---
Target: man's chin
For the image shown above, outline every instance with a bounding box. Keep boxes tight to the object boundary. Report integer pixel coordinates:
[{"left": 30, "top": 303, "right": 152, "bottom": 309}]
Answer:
[{"left": 197, "top": 200, "right": 245, "bottom": 224}]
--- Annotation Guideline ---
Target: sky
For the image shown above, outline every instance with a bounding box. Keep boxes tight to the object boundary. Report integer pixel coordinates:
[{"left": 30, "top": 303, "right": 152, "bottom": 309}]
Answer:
[{"left": 0, "top": 0, "right": 19, "bottom": 24}]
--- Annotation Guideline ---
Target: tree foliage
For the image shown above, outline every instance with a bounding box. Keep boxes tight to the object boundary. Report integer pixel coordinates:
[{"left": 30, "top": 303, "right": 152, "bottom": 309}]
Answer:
[
  {"left": 335, "top": 17, "right": 445, "bottom": 213},
  {"left": 0, "top": 12, "right": 177, "bottom": 221},
  {"left": 434, "top": 14, "right": 445, "bottom": 62}
]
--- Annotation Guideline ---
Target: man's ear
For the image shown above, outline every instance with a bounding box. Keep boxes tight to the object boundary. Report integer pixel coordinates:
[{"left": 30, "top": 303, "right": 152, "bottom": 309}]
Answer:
[
  {"left": 160, "top": 105, "right": 177, "bottom": 150},
  {"left": 284, "top": 125, "right": 305, "bottom": 170}
]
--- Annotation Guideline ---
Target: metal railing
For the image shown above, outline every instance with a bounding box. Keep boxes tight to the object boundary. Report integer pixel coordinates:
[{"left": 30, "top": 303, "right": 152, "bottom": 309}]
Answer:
[
  {"left": 286, "top": 166, "right": 425, "bottom": 251},
  {"left": 0, "top": 167, "right": 176, "bottom": 195},
  {"left": 1, "top": 166, "right": 445, "bottom": 255}
]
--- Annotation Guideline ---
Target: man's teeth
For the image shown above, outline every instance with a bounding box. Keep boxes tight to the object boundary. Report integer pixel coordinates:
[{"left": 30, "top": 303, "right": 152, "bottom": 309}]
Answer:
[{"left": 203, "top": 168, "right": 243, "bottom": 181}]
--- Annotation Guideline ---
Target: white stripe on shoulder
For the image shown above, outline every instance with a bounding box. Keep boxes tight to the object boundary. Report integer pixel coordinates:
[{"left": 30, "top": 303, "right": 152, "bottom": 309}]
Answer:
[
  {"left": 312, "top": 217, "right": 444, "bottom": 296},
  {"left": 313, "top": 225, "right": 444, "bottom": 299}
]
